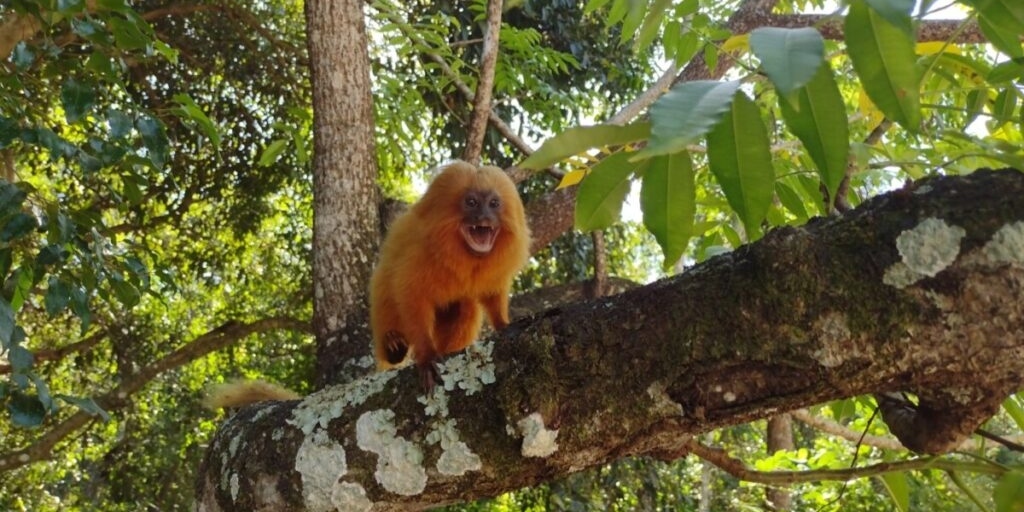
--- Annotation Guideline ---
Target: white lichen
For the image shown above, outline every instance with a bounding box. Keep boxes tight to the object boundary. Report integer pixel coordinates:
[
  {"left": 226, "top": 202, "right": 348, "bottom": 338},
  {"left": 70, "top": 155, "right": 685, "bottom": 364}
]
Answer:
[
  {"left": 983, "top": 221, "right": 1024, "bottom": 266},
  {"left": 229, "top": 473, "right": 239, "bottom": 502},
  {"left": 811, "top": 312, "right": 853, "bottom": 367},
  {"left": 288, "top": 370, "right": 396, "bottom": 435},
  {"left": 518, "top": 412, "right": 559, "bottom": 458},
  {"left": 356, "top": 409, "right": 428, "bottom": 496},
  {"left": 890, "top": 217, "right": 966, "bottom": 285},
  {"left": 295, "top": 429, "right": 348, "bottom": 512},
  {"left": 331, "top": 482, "right": 372, "bottom": 512},
  {"left": 417, "top": 387, "right": 450, "bottom": 418},
  {"left": 426, "top": 418, "right": 482, "bottom": 476},
  {"left": 438, "top": 340, "right": 497, "bottom": 395}
]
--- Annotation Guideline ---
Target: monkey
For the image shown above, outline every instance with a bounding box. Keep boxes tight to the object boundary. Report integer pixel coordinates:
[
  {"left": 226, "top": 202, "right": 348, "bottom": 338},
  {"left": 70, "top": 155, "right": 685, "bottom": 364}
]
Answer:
[
  {"left": 202, "top": 162, "right": 530, "bottom": 410},
  {"left": 371, "top": 160, "right": 531, "bottom": 390}
]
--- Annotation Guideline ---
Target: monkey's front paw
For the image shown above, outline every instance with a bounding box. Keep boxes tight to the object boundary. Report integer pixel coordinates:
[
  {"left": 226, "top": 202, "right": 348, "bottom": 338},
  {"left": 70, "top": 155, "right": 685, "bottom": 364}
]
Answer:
[{"left": 383, "top": 330, "right": 409, "bottom": 365}]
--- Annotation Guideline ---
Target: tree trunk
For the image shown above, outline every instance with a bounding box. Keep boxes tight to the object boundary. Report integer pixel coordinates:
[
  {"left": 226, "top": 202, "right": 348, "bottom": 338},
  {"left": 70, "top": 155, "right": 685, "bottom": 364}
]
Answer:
[
  {"left": 196, "top": 169, "right": 1024, "bottom": 511},
  {"left": 766, "top": 415, "right": 794, "bottom": 510},
  {"left": 306, "top": 0, "right": 380, "bottom": 386}
]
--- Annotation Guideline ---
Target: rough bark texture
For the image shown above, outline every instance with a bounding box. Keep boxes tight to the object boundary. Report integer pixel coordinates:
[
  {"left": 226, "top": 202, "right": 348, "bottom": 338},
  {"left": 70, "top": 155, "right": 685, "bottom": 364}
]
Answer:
[
  {"left": 196, "top": 170, "right": 1024, "bottom": 511},
  {"left": 306, "top": 0, "right": 380, "bottom": 385}
]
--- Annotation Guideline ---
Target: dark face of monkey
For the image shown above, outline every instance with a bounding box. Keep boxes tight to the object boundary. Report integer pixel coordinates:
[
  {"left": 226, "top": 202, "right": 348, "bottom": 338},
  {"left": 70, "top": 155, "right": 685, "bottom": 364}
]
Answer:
[{"left": 460, "top": 188, "right": 503, "bottom": 255}]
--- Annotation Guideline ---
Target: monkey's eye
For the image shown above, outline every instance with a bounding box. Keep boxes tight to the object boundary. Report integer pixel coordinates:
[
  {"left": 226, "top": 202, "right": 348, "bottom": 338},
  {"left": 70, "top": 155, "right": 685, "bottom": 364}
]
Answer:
[
  {"left": 465, "top": 197, "right": 479, "bottom": 208},
  {"left": 489, "top": 198, "right": 501, "bottom": 209}
]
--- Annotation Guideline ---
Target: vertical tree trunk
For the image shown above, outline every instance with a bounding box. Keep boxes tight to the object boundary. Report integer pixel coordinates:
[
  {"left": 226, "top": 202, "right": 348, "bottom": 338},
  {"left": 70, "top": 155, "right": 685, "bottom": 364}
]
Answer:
[
  {"left": 766, "top": 414, "right": 795, "bottom": 510},
  {"left": 305, "top": 0, "right": 380, "bottom": 385}
]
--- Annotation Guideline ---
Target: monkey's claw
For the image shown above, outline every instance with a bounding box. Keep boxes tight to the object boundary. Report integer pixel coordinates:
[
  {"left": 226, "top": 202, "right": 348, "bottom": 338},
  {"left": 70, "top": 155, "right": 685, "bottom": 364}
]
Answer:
[
  {"left": 383, "top": 331, "right": 408, "bottom": 365},
  {"left": 418, "top": 360, "right": 442, "bottom": 393}
]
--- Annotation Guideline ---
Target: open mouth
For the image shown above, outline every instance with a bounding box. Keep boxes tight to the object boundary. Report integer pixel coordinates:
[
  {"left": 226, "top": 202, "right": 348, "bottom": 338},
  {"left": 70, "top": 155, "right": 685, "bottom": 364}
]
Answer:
[{"left": 460, "top": 224, "right": 500, "bottom": 254}]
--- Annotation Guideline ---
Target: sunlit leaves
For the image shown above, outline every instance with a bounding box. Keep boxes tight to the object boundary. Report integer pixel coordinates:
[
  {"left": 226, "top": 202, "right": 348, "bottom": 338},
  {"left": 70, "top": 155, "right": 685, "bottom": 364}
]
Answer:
[
  {"left": 845, "top": 0, "right": 921, "bottom": 131},
  {"left": 750, "top": 27, "right": 825, "bottom": 97},
  {"left": 520, "top": 122, "right": 650, "bottom": 170},
  {"left": 641, "top": 152, "right": 695, "bottom": 269},
  {"left": 635, "top": 80, "right": 740, "bottom": 160},
  {"left": 136, "top": 114, "right": 169, "bottom": 170},
  {"left": 259, "top": 139, "right": 289, "bottom": 167},
  {"left": 706, "top": 92, "right": 774, "bottom": 239},
  {"left": 172, "top": 94, "right": 221, "bottom": 148},
  {"left": 778, "top": 62, "right": 850, "bottom": 206},
  {"left": 575, "top": 151, "right": 639, "bottom": 231}
]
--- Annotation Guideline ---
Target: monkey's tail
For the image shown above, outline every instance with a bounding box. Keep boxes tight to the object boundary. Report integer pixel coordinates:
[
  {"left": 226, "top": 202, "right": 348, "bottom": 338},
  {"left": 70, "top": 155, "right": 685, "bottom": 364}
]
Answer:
[{"left": 202, "top": 379, "right": 300, "bottom": 410}]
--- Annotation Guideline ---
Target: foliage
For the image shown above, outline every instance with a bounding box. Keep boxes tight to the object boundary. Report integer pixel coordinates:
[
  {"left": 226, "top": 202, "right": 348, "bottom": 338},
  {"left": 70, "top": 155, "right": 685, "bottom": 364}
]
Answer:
[{"left": 1, "top": 0, "right": 1023, "bottom": 510}]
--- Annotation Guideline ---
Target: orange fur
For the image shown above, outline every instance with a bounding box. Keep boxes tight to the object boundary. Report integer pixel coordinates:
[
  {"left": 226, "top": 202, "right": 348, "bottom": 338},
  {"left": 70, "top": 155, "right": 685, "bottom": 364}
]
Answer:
[{"left": 370, "top": 161, "right": 531, "bottom": 380}]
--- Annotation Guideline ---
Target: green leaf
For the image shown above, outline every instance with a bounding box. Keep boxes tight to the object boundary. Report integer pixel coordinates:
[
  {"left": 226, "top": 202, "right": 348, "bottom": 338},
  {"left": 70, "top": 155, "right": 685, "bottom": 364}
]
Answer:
[
  {"left": 584, "top": 0, "right": 613, "bottom": 15},
  {"left": 0, "top": 298, "right": 14, "bottom": 348},
  {"left": 879, "top": 472, "right": 910, "bottom": 511},
  {"left": 977, "top": 15, "right": 1024, "bottom": 58},
  {"left": 258, "top": 139, "right": 289, "bottom": 167},
  {"left": 0, "top": 180, "right": 28, "bottom": 217},
  {"left": 778, "top": 62, "right": 850, "bottom": 205},
  {"left": 641, "top": 152, "right": 695, "bottom": 269},
  {"left": 9, "top": 345, "right": 33, "bottom": 373},
  {"left": 992, "top": 89, "right": 1018, "bottom": 126},
  {"left": 520, "top": 122, "right": 650, "bottom": 170},
  {"left": 961, "top": 0, "right": 1024, "bottom": 41},
  {"left": 109, "top": 277, "right": 141, "bottom": 308},
  {"left": 45, "top": 277, "right": 71, "bottom": 315},
  {"left": 56, "top": 394, "right": 110, "bottom": 421},
  {"left": 1, "top": 212, "right": 38, "bottom": 242},
  {"left": 61, "top": 78, "right": 97, "bottom": 124},
  {"left": 776, "top": 181, "right": 809, "bottom": 220},
  {"left": 635, "top": 0, "right": 671, "bottom": 51},
  {"left": 136, "top": 115, "right": 169, "bottom": 170},
  {"left": 706, "top": 92, "right": 774, "bottom": 239},
  {"left": 634, "top": 80, "right": 741, "bottom": 160},
  {"left": 108, "top": 16, "right": 150, "bottom": 50},
  {"left": 865, "top": 0, "right": 914, "bottom": 36},
  {"left": 1004, "top": 394, "right": 1024, "bottom": 432},
  {"left": 172, "top": 93, "right": 221, "bottom": 147},
  {"left": 749, "top": 27, "right": 825, "bottom": 97},
  {"left": 0, "top": 116, "right": 20, "bottom": 148},
  {"left": 845, "top": 0, "right": 922, "bottom": 131},
  {"left": 620, "top": 0, "right": 650, "bottom": 45},
  {"left": 575, "top": 151, "right": 639, "bottom": 231},
  {"left": 994, "top": 471, "right": 1024, "bottom": 512},
  {"left": 8, "top": 391, "right": 47, "bottom": 427},
  {"left": 69, "top": 285, "right": 91, "bottom": 332}
]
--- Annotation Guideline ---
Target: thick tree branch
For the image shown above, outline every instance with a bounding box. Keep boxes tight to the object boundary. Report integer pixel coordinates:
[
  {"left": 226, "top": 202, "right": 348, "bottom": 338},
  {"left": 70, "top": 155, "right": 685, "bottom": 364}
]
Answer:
[
  {"left": 0, "top": 316, "right": 309, "bottom": 472},
  {"left": 197, "top": 170, "right": 1024, "bottom": 510}
]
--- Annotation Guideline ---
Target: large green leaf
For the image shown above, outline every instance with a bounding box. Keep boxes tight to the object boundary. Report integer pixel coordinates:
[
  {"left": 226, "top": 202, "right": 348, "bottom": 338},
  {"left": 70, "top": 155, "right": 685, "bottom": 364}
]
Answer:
[
  {"left": 575, "top": 151, "right": 638, "bottom": 231},
  {"left": 994, "top": 471, "right": 1024, "bottom": 512},
  {"left": 879, "top": 472, "right": 910, "bottom": 512},
  {"left": 960, "top": 0, "right": 1024, "bottom": 38},
  {"left": 8, "top": 391, "right": 46, "bottom": 428},
  {"left": 634, "top": 80, "right": 741, "bottom": 160},
  {"left": 172, "top": 93, "right": 221, "bottom": 148},
  {"left": 976, "top": 13, "right": 1024, "bottom": 58},
  {"left": 778, "top": 62, "right": 850, "bottom": 206},
  {"left": 520, "top": 122, "right": 650, "bottom": 170},
  {"left": 61, "top": 78, "right": 96, "bottom": 124},
  {"left": 706, "top": 92, "right": 774, "bottom": 239},
  {"left": 620, "top": 0, "right": 650, "bottom": 45},
  {"left": 635, "top": 0, "right": 671, "bottom": 51},
  {"left": 845, "top": 0, "right": 922, "bottom": 131},
  {"left": 749, "top": 27, "right": 825, "bottom": 97},
  {"left": 865, "top": 0, "right": 914, "bottom": 36},
  {"left": 641, "top": 152, "right": 695, "bottom": 269}
]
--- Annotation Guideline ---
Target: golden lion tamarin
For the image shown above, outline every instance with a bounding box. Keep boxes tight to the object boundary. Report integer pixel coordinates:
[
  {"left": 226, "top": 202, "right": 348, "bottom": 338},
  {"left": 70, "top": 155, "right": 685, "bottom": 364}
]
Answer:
[
  {"left": 371, "top": 161, "right": 531, "bottom": 389},
  {"left": 203, "top": 162, "right": 529, "bottom": 409}
]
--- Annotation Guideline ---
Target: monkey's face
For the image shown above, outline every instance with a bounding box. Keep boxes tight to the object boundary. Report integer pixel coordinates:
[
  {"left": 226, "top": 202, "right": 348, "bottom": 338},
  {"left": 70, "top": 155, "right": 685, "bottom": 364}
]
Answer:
[{"left": 459, "top": 189, "right": 503, "bottom": 255}]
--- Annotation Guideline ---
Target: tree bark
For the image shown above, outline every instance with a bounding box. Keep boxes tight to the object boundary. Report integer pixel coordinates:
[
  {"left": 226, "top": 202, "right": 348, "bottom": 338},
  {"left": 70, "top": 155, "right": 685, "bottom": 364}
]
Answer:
[
  {"left": 196, "top": 169, "right": 1024, "bottom": 511},
  {"left": 305, "top": 0, "right": 380, "bottom": 386}
]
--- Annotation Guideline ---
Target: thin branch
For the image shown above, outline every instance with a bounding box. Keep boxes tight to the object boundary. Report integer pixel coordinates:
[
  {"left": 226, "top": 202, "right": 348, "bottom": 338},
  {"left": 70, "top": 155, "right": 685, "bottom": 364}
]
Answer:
[
  {"left": 790, "top": 408, "right": 1024, "bottom": 452},
  {"left": 462, "top": 0, "right": 503, "bottom": 164},
  {"left": 0, "top": 316, "right": 310, "bottom": 473},
  {"left": 0, "top": 329, "right": 108, "bottom": 375},
  {"left": 686, "top": 439, "right": 1004, "bottom": 486},
  {"left": 608, "top": 63, "right": 678, "bottom": 125}
]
